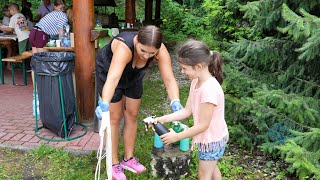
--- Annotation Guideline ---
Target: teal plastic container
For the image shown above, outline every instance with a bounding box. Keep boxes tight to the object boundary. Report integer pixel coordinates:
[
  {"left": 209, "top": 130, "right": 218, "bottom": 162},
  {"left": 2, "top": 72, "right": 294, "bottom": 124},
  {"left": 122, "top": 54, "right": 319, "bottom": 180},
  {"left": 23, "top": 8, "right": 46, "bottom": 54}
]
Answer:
[
  {"left": 179, "top": 137, "right": 190, "bottom": 151},
  {"left": 154, "top": 133, "right": 164, "bottom": 148}
]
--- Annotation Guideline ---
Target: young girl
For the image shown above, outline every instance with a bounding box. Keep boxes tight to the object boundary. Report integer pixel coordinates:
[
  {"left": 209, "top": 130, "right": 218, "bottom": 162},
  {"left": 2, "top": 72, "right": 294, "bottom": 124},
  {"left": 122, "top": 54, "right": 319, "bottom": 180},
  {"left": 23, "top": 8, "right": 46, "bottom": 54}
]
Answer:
[{"left": 153, "top": 39, "right": 229, "bottom": 180}]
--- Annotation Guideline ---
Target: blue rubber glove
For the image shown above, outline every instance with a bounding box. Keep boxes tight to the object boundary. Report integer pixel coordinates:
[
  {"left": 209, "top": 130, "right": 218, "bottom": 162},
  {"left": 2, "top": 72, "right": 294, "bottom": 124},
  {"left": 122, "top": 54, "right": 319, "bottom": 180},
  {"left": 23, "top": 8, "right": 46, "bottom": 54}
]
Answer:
[
  {"left": 95, "top": 106, "right": 103, "bottom": 120},
  {"left": 95, "top": 101, "right": 110, "bottom": 120},
  {"left": 99, "top": 101, "right": 110, "bottom": 112},
  {"left": 170, "top": 99, "right": 183, "bottom": 112}
]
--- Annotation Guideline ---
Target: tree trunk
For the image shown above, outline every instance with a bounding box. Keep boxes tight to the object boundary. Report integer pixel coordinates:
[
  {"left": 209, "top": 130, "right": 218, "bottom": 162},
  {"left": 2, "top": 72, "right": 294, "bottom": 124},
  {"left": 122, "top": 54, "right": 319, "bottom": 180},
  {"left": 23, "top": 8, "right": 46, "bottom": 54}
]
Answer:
[{"left": 150, "top": 145, "right": 192, "bottom": 179}]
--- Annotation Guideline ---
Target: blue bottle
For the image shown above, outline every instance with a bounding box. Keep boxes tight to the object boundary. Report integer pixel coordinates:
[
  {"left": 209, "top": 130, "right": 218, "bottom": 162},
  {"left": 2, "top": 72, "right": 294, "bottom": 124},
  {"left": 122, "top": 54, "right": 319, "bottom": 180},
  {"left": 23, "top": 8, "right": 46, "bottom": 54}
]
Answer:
[
  {"left": 179, "top": 124, "right": 190, "bottom": 151},
  {"left": 179, "top": 137, "right": 190, "bottom": 151},
  {"left": 154, "top": 133, "right": 164, "bottom": 148}
]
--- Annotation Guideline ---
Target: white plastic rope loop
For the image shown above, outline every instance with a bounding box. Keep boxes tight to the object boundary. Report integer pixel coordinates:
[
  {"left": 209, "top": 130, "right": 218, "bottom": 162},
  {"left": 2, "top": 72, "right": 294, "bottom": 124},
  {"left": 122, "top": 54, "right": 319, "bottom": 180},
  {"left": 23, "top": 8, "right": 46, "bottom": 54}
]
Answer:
[{"left": 95, "top": 111, "right": 112, "bottom": 180}]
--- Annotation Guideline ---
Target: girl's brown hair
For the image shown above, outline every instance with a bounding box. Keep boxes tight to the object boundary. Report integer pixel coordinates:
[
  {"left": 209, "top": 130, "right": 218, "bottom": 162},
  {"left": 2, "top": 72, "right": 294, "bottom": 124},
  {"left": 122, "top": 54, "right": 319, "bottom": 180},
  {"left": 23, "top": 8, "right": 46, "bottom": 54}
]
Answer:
[
  {"left": 177, "top": 39, "right": 223, "bottom": 84},
  {"left": 137, "top": 25, "right": 162, "bottom": 49},
  {"left": 54, "top": 0, "right": 65, "bottom": 6}
]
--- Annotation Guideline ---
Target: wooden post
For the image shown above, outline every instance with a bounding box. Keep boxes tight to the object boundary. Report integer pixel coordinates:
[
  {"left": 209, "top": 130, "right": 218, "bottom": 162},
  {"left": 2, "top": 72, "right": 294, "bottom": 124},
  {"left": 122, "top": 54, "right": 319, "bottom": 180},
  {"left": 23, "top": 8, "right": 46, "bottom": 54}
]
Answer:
[
  {"left": 125, "top": 0, "right": 136, "bottom": 24},
  {"left": 155, "top": 0, "right": 160, "bottom": 20},
  {"left": 73, "top": 0, "right": 95, "bottom": 122},
  {"left": 22, "top": 0, "right": 27, "bottom": 8},
  {"left": 145, "top": 0, "right": 153, "bottom": 24}
]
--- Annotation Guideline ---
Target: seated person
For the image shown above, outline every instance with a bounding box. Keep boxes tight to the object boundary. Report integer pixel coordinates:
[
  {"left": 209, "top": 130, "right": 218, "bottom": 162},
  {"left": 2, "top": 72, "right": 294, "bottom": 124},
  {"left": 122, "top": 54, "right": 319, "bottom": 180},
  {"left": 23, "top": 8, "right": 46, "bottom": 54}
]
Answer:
[
  {"left": 109, "top": 12, "right": 118, "bottom": 28},
  {"left": 1, "top": 6, "right": 11, "bottom": 26},
  {"left": 21, "top": 2, "right": 34, "bottom": 30}
]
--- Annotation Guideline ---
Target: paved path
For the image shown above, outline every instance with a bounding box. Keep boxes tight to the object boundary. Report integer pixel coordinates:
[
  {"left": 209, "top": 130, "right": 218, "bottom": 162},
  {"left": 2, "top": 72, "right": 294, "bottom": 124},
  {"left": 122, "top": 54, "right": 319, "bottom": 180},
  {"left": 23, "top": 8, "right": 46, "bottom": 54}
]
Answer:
[{"left": 0, "top": 70, "right": 100, "bottom": 153}]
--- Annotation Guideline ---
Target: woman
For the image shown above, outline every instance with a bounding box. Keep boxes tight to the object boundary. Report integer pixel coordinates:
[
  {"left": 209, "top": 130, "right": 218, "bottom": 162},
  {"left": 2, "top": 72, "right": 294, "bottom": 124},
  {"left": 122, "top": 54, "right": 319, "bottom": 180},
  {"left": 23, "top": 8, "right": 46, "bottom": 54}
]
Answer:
[
  {"left": 29, "top": 0, "right": 67, "bottom": 118},
  {"left": 29, "top": 0, "right": 67, "bottom": 53},
  {"left": 95, "top": 25, "right": 183, "bottom": 180}
]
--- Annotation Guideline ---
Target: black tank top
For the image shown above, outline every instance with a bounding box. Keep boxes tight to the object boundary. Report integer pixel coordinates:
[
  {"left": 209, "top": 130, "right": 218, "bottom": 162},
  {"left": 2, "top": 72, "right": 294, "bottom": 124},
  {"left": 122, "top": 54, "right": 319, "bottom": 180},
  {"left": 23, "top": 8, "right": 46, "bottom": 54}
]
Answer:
[{"left": 96, "top": 32, "right": 154, "bottom": 95}]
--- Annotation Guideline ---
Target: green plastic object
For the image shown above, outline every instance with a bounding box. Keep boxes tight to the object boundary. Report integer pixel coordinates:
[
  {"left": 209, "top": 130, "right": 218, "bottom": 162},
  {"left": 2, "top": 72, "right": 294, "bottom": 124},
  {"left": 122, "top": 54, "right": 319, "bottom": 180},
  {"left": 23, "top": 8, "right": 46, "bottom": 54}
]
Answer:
[
  {"left": 94, "top": 28, "right": 112, "bottom": 48},
  {"left": 98, "top": 37, "right": 109, "bottom": 48},
  {"left": 172, "top": 121, "right": 182, "bottom": 145},
  {"left": 94, "top": 26, "right": 103, "bottom": 30},
  {"left": 46, "top": 41, "right": 56, "bottom": 47}
]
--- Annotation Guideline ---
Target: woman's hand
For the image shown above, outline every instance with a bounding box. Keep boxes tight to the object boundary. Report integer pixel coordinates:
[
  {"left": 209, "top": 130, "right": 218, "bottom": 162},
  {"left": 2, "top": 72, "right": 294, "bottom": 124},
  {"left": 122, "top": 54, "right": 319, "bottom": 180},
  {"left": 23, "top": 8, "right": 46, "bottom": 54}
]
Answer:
[
  {"left": 170, "top": 99, "right": 183, "bottom": 112},
  {"left": 160, "top": 129, "right": 179, "bottom": 145}
]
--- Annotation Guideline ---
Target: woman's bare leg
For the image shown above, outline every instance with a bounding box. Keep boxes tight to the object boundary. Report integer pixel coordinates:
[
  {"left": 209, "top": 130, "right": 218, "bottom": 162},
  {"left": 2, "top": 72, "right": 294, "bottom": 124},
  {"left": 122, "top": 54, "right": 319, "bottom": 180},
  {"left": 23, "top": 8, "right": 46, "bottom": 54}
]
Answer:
[
  {"left": 123, "top": 97, "right": 141, "bottom": 159},
  {"left": 109, "top": 99, "right": 124, "bottom": 164}
]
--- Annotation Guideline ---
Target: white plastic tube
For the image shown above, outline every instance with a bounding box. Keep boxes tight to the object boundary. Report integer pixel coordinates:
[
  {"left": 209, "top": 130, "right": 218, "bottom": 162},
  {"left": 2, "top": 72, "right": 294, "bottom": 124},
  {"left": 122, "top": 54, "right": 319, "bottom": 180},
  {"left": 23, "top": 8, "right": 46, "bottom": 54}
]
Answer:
[{"left": 95, "top": 111, "right": 112, "bottom": 180}]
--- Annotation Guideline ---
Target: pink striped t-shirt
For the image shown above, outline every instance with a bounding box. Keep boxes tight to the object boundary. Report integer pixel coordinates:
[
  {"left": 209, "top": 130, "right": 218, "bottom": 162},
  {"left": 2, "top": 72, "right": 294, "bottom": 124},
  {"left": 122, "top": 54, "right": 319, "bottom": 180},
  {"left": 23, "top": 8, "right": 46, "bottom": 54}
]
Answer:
[{"left": 187, "top": 77, "right": 229, "bottom": 152}]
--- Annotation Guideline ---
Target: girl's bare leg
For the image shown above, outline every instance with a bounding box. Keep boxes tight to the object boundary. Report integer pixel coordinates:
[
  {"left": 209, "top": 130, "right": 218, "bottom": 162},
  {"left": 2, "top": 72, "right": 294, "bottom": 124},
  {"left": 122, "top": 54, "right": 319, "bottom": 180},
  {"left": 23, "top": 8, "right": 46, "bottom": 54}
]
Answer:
[{"left": 198, "top": 160, "right": 221, "bottom": 180}]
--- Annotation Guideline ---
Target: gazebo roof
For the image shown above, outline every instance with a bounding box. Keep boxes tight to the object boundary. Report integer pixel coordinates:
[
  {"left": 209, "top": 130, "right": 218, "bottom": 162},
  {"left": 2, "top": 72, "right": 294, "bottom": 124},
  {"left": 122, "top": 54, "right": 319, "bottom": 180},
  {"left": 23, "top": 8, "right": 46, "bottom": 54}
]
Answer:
[{"left": 94, "top": 0, "right": 117, "bottom": 7}]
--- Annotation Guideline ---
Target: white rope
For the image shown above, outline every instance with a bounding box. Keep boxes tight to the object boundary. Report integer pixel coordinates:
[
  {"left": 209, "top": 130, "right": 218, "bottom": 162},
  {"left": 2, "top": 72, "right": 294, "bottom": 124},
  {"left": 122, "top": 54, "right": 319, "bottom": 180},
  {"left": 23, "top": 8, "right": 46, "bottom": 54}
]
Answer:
[{"left": 95, "top": 111, "right": 112, "bottom": 180}]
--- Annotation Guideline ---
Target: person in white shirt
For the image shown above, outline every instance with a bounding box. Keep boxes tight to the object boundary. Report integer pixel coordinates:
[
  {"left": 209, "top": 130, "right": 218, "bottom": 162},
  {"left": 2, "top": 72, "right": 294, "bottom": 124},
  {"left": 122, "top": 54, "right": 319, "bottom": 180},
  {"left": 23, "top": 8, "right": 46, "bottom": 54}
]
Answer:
[
  {"left": 0, "top": 3, "right": 30, "bottom": 55},
  {"left": 0, "top": 3, "right": 31, "bottom": 70}
]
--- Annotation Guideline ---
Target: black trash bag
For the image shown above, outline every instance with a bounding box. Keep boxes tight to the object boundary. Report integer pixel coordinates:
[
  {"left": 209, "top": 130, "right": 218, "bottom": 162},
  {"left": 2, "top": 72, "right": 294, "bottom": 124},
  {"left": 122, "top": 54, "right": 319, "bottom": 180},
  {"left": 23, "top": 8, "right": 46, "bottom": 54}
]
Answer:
[{"left": 31, "top": 52, "right": 76, "bottom": 138}]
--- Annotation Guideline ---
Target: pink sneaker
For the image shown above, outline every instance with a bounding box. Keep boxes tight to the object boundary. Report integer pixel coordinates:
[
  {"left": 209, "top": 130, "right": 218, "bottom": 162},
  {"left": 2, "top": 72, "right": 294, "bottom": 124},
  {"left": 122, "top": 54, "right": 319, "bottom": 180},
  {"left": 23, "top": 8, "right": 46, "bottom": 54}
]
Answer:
[
  {"left": 112, "top": 164, "right": 126, "bottom": 180},
  {"left": 120, "top": 157, "right": 146, "bottom": 174}
]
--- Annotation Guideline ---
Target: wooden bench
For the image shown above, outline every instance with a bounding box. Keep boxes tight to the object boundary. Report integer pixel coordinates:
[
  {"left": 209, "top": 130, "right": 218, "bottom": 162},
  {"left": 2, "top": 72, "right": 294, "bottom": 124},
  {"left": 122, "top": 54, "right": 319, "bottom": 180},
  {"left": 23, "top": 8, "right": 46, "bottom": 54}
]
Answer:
[{"left": 0, "top": 51, "right": 32, "bottom": 85}]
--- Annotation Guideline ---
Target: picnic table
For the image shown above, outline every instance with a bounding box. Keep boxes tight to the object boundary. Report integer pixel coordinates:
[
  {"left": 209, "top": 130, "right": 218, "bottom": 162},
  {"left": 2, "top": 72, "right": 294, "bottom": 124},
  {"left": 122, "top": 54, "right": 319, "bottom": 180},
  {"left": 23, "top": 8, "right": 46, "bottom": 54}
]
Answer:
[
  {"left": 0, "top": 34, "right": 18, "bottom": 84},
  {"left": 44, "top": 46, "right": 74, "bottom": 52}
]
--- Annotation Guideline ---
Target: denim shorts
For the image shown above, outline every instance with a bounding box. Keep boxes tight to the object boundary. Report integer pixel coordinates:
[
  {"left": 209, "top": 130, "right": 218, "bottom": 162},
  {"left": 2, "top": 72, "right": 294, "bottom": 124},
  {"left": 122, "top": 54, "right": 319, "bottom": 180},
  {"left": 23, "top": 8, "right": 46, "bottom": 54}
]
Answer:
[{"left": 198, "top": 144, "right": 226, "bottom": 161}]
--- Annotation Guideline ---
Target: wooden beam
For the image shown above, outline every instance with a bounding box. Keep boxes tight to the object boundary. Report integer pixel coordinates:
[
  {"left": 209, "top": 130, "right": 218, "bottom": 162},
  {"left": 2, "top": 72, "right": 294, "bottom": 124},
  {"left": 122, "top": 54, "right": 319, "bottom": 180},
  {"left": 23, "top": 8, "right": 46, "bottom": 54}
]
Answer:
[
  {"left": 73, "top": 0, "right": 95, "bottom": 122},
  {"left": 22, "top": 0, "right": 27, "bottom": 8},
  {"left": 125, "top": 0, "right": 136, "bottom": 24},
  {"left": 155, "top": 0, "right": 160, "bottom": 20},
  {"left": 145, "top": 0, "right": 153, "bottom": 24},
  {"left": 90, "top": 30, "right": 108, "bottom": 42}
]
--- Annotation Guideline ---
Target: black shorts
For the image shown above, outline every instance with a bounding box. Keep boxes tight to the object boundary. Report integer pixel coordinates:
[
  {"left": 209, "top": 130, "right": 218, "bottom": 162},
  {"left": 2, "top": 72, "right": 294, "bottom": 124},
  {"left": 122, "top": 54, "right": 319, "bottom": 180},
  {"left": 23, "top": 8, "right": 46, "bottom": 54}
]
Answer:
[{"left": 111, "top": 81, "right": 143, "bottom": 103}]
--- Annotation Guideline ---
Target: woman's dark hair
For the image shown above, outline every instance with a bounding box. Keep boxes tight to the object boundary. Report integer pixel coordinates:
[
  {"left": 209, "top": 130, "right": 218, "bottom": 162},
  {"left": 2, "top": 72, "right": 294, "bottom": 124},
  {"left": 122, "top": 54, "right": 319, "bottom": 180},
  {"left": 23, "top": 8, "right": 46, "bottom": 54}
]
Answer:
[
  {"left": 177, "top": 39, "right": 223, "bottom": 84},
  {"left": 137, "top": 25, "right": 162, "bottom": 49}
]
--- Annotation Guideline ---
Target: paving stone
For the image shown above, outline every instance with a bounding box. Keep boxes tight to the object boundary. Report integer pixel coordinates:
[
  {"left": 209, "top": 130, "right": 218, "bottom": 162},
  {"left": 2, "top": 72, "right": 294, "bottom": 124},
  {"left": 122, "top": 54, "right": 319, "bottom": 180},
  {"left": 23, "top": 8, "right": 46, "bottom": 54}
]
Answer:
[
  {"left": 0, "top": 71, "right": 99, "bottom": 152},
  {"left": 10, "top": 133, "right": 25, "bottom": 141}
]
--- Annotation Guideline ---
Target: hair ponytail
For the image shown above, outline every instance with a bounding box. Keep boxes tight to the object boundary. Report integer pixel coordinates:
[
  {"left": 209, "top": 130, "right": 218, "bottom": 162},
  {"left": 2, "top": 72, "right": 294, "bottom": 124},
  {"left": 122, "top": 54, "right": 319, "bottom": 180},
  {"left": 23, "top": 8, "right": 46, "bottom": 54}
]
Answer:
[
  {"left": 209, "top": 51, "right": 223, "bottom": 84},
  {"left": 178, "top": 40, "right": 223, "bottom": 84}
]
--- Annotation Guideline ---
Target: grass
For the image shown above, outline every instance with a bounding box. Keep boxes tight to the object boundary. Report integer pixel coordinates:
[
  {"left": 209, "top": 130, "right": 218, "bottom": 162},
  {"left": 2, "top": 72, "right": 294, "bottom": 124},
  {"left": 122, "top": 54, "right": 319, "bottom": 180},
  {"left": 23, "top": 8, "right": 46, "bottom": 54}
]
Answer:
[{"left": 0, "top": 71, "right": 281, "bottom": 179}]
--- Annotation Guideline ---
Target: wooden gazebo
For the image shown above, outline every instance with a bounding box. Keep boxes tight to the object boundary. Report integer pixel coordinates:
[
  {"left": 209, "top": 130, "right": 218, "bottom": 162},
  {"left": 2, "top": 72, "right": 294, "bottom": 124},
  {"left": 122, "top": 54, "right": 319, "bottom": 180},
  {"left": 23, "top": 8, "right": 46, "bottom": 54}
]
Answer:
[{"left": 22, "top": 0, "right": 163, "bottom": 122}]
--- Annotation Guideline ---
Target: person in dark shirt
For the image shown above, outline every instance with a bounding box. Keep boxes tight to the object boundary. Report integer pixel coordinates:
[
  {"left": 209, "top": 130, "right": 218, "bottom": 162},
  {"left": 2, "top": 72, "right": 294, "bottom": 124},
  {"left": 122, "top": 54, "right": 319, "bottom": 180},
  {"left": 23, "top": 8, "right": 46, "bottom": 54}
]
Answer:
[
  {"left": 21, "top": 2, "right": 33, "bottom": 22},
  {"left": 95, "top": 25, "right": 183, "bottom": 180}
]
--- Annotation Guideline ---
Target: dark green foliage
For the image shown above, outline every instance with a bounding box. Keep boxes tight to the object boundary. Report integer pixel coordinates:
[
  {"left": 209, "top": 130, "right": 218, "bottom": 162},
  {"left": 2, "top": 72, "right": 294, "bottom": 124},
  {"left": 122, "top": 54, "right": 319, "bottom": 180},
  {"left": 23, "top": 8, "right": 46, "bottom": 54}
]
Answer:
[
  {"left": 161, "top": 0, "right": 207, "bottom": 43},
  {"left": 277, "top": 129, "right": 320, "bottom": 179},
  {"left": 223, "top": 60, "right": 320, "bottom": 178},
  {"left": 202, "top": 0, "right": 255, "bottom": 48},
  {"left": 222, "top": 0, "right": 320, "bottom": 178}
]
